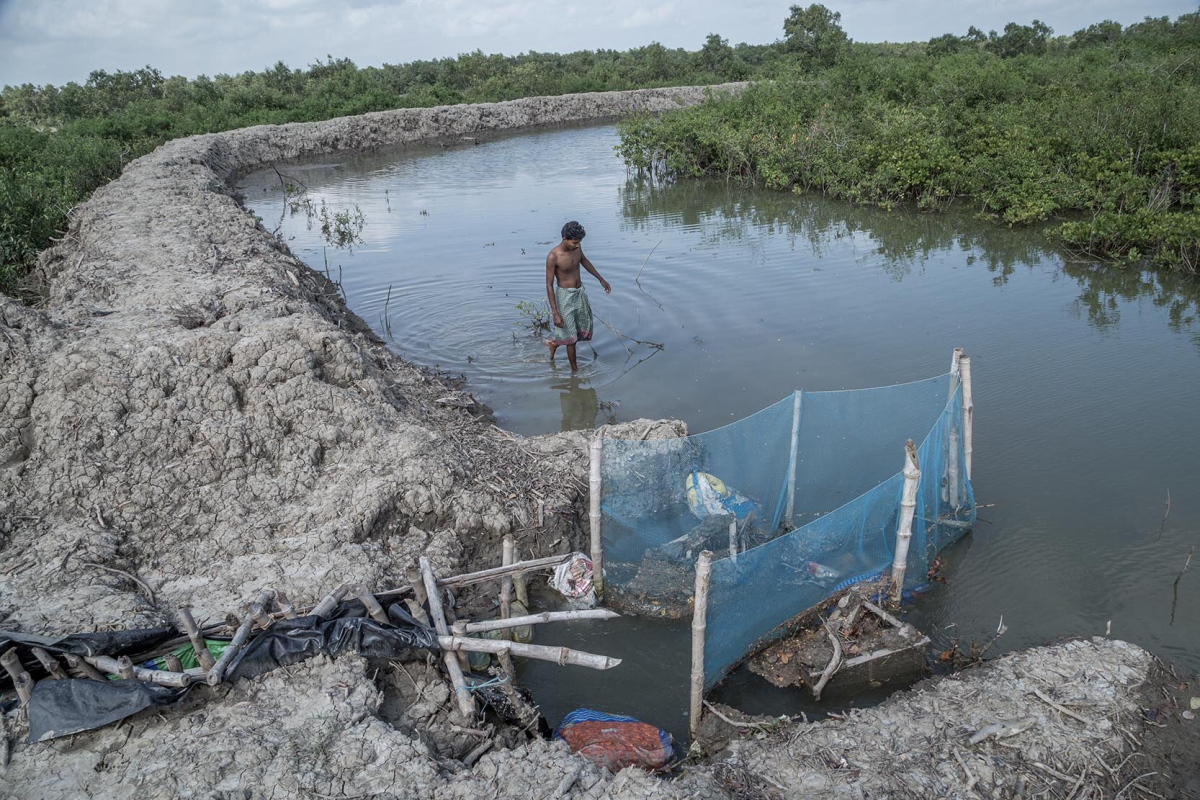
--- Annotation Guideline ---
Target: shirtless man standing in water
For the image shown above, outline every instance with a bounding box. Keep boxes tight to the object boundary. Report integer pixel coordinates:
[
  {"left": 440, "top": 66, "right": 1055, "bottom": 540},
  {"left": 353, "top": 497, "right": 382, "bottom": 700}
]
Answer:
[{"left": 546, "top": 220, "right": 610, "bottom": 370}]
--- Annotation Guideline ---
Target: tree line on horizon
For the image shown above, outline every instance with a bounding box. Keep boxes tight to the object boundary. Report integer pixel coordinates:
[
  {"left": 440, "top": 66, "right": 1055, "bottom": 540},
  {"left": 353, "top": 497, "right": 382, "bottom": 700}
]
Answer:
[{"left": 2, "top": 6, "right": 1198, "bottom": 293}]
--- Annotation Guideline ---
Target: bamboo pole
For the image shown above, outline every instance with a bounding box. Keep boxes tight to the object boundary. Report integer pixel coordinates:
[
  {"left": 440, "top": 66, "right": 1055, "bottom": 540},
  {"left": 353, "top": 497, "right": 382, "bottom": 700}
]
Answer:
[
  {"left": 420, "top": 557, "right": 476, "bottom": 718},
  {"left": 959, "top": 353, "right": 974, "bottom": 479},
  {"left": 164, "top": 654, "right": 183, "bottom": 673},
  {"left": 177, "top": 607, "right": 216, "bottom": 671},
  {"left": 207, "top": 589, "right": 273, "bottom": 686},
  {"left": 890, "top": 440, "right": 922, "bottom": 605},
  {"left": 689, "top": 550, "right": 714, "bottom": 739},
  {"left": 436, "top": 553, "right": 571, "bottom": 588},
  {"left": 950, "top": 347, "right": 964, "bottom": 398},
  {"left": 0, "top": 649, "right": 32, "bottom": 705},
  {"left": 589, "top": 435, "right": 604, "bottom": 599},
  {"left": 404, "top": 565, "right": 431, "bottom": 626},
  {"left": 438, "top": 636, "right": 621, "bottom": 670},
  {"left": 311, "top": 584, "right": 349, "bottom": 619},
  {"left": 785, "top": 391, "right": 802, "bottom": 526},
  {"left": 513, "top": 546, "right": 530, "bottom": 608},
  {"left": 462, "top": 609, "right": 620, "bottom": 634},
  {"left": 351, "top": 584, "right": 390, "bottom": 625},
  {"left": 450, "top": 621, "right": 472, "bottom": 673},
  {"left": 86, "top": 655, "right": 195, "bottom": 688},
  {"left": 31, "top": 647, "right": 67, "bottom": 680},
  {"left": 63, "top": 653, "right": 107, "bottom": 682},
  {"left": 728, "top": 517, "right": 738, "bottom": 565},
  {"left": 947, "top": 425, "right": 961, "bottom": 509},
  {"left": 500, "top": 537, "right": 515, "bottom": 642},
  {"left": 276, "top": 591, "right": 298, "bottom": 620}
]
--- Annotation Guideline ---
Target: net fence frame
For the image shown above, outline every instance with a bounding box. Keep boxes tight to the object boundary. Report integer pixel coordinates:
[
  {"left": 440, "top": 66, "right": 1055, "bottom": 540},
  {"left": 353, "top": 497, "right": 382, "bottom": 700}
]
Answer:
[{"left": 584, "top": 349, "right": 976, "bottom": 737}]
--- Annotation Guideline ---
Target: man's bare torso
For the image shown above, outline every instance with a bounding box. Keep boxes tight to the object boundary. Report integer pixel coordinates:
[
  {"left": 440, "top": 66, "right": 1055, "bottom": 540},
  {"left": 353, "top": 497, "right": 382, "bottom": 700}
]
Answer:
[{"left": 548, "top": 244, "right": 583, "bottom": 288}]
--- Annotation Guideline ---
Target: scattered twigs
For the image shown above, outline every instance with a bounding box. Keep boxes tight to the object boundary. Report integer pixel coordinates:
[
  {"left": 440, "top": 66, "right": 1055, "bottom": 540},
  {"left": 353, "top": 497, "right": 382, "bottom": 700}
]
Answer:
[
  {"left": 86, "top": 655, "right": 194, "bottom": 688},
  {"left": 702, "top": 700, "right": 777, "bottom": 734},
  {"left": 436, "top": 553, "right": 571, "bottom": 589},
  {"left": 461, "top": 609, "right": 619, "bottom": 634},
  {"left": 177, "top": 607, "right": 216, "bottom": 671},
  {"left": 1030, "top": 688, "right": 1099, "bottom": 728},
  {"left": 438, "top": 636, "right": 621, "bottom": 670},
  {"left": 31, "top": 647, "right": 67, "bottom": 680},
  {"left": 952, "top": 747, "right": 978, "bottom": 792},
  {"left": 1170, "top": 545, "right": 1193, "bottom": 625},
  {"left": 81, "top": 562, "right": 156, "bottom": 605},
  {"left": 810, "top": 618, "right": 843, "bottom": 701},
  {"left": 0, "top": 649, "right": 32, "bottom": 705},
  {"left": 421, "top": 557, "right": 476, "bottom": 718},
  {"left": 207, "top": 589, "right": 274, "bottom": 686},
  {"left": 1114, "top": 772, "right": 1159, "bottom": 800},
  {"left": 462, "top": 738, "right": 493, "bottom": 767}
]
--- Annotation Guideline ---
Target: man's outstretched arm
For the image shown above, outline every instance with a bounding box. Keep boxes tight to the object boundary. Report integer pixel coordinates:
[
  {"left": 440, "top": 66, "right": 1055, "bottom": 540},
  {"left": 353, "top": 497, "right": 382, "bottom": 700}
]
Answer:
[
  {"left": 546, "top": 255, "right": 563, "bottom": 326},
  {"left": 581, "top": 251, "right": 611, "bottom": 293}
]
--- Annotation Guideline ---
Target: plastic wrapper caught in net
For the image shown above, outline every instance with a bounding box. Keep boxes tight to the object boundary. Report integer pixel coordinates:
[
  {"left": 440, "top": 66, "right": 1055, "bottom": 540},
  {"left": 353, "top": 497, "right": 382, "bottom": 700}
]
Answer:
[{"left": 598, "top": 372, "right": 975, "bottom": 683}]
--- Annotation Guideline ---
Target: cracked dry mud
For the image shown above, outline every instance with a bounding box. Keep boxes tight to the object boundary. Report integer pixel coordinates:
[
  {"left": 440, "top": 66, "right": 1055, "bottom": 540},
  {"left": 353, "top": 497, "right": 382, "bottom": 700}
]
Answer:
[{"left": 2, "top": 86, "right": 1193, "bottom": 798}]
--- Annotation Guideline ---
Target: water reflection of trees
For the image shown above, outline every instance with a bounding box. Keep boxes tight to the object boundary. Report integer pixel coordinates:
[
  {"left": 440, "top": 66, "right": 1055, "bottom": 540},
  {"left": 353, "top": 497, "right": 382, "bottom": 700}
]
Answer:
[
  {"left": 619, "top": 178, "right": 1200, "bottom": 341},
  {"left": 618, "top": 178, "right": 1052, "bottom": 282}
]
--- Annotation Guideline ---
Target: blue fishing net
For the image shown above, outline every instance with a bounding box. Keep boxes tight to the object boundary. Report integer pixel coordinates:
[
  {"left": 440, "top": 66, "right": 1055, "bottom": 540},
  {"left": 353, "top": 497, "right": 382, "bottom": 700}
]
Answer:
[{"left": 598, "top": 372, "right": 975, "bottom": 687}]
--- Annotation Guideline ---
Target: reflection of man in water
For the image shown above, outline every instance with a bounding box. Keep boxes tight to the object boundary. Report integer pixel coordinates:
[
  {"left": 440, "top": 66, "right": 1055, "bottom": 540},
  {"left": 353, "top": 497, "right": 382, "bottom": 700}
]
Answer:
[
  {"left": 546, "top": 220, "right": 610, "bottom": 371},
  {"left": 554, "top": 377, "right": 600, "bottom": 432}
]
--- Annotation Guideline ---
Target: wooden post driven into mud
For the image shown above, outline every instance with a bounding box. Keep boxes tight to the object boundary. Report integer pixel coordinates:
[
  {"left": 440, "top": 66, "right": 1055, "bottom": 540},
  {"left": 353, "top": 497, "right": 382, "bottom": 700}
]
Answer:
[
  {"left": 784, "top": 391, "right": 802, "bottom": 526},
  {"left": 689, "top": 550, "right": 714, "bottom": 739},
  {"left": 959, "top": 353, "right": 974, "bottom": 480},
  {"left": 177, "top": 607, "right": 216, "bottom": 671},
  {"left": 589, "top": 435, "right": 604, "bottom": 599},
  {"left": 500, "top": 536, "right": 515, "bottom": 640},
  {"left": 420, "top": 557, "right": 477, "bottom": 719},
  {"left": 890, "top": 440, "right": 921, "bottom": 605},
  {"left": 945, "top": 348, "right": 964, "bottom": 508}
]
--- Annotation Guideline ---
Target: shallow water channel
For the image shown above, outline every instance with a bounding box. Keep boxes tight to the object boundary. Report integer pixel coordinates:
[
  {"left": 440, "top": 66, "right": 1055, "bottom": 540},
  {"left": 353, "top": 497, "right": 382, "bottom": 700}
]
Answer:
[{"left": 243, "top": 122, "right": 1200, "bottom": 743}]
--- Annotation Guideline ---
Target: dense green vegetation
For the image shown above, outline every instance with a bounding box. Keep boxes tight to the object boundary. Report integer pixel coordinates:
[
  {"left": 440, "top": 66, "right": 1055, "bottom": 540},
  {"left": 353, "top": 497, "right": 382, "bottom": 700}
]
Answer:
[
  {"left": 1, "top": 42, "right": 770, "bottom": 293},
  {"left": 617, "top": 9, "right": 1200, "bottom": 272}
]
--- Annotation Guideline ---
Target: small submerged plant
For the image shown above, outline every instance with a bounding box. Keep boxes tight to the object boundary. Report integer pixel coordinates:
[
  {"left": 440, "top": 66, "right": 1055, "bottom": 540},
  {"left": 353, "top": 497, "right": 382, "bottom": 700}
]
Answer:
[
  {"left": 514, "top": 299, "right": 552, "bottom": 333},
  {"left": 273, "top": 166, "right": 367, "bottom": 250}
]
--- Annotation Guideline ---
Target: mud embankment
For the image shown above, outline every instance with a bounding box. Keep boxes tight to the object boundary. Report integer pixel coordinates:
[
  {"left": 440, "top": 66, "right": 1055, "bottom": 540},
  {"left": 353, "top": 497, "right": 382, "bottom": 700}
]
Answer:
[{"left": 1, "top": 85, "right": 1194, "bottom": 798}]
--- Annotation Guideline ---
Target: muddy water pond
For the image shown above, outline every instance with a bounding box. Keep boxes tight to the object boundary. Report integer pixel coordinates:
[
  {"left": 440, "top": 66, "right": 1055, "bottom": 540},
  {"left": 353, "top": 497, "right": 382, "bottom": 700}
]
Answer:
[{"left": 243, "top": 122, "right": 1200, "bottom": 743}]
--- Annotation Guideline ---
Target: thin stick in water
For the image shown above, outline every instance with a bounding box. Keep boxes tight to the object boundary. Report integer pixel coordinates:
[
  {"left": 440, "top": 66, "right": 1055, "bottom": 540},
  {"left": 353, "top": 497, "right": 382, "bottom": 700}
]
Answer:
[
  {"left": 635, "top": 240, "right": 662, "bottom": 284},
  {"left": 1170, "top": 545, "right": 1194, "bottom": 625}
]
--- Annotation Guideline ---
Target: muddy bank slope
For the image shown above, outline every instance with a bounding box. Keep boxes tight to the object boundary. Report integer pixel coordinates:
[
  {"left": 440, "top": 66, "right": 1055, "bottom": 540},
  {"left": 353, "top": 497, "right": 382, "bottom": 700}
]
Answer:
[{"left": 1, "top": 85, "right": 1191, "bottom": 798}]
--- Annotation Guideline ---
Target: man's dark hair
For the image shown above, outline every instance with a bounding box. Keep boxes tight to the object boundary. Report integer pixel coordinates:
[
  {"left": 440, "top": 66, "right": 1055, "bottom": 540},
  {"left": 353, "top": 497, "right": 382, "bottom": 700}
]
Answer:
[{"left": 561, "top": 221, "right": 586, "bottom": 241}]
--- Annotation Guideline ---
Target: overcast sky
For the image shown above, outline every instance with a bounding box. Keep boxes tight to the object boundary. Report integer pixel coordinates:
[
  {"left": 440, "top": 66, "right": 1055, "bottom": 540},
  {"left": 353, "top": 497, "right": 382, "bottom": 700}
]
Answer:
[{"left": 1, "top": 0, "right": 1195, "bottom": 87}]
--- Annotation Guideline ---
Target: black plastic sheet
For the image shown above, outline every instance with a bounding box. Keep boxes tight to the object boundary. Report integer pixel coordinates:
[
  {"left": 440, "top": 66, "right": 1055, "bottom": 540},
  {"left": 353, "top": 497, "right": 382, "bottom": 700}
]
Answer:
[
  {"left": 26, "top": 678, "right": 188, "bottom": 743},
  {"left": 226, "top": 602, "right": 438, "bottom": 681},
  {"left": 18, "top": 600, "right": 439, "bottom": 741},
  {"left": 1, "top": 627, "right": 176, "bottom": 690}
]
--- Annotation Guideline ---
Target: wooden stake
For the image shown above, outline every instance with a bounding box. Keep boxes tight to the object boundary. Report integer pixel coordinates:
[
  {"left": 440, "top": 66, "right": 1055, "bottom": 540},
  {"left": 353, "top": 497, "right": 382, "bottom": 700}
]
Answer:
[
  {"left": 420, "top": 557, "right": 476, "bottom": 718},
  {"left": 31, "top": 647, "right": 68, "bottom": 680},
  {"left": 351, "top": 584, "right": 390, "bottom": 625},
  {"left": 890, "top": 440, "right": 921, "bottom": 605},
  {"left": 513, "top": 546, "right": 530, "bottom": 608},
  {"left": 0, "top": 649, "right": 32, "bottom": 705},
  {"left": 950, "top": 347, "right": 964, "bottom": 399},
  {"left": 436, "top": 553, "right": 571, "bottom": 588},
  {"left": 86, "top": 655, "right": 194, "bottom": 688},
  {"left": 63, "top": 653, "right": 107, "bottom": 682},
  {"left": 207, "top": 589, "right": 273, "bottom": 686},
  {"left": 462, "top": 609, "right": 620, "bottom": 634},
  {"left": 500, "top": 537, "right": 515, "bottom": 642},
  {"left": 947, "top": 425, "right": 961, "bottom": 509},
  {"left": 177, "top": 607, "right": 216, "bottom": 671},
  {"left": 115, "top": 656, "right": 136, "bottom": 680},
  {"left": 311, "top": 584, "right": 349, "bottom": 619},
  {"left": 438, "top": 636, "right": 621, "bottom": 670},
  {"left": 785, "top": 391, "right": 802, "bottom": 527},
  {"left": 450, "top": 621, "right": 473, "bottom": 673},
  {"left": 405, "top": 566, "right": 431, "bottom": 625},
  {"left": 689, "top": 550, "right": 714, "bottom": 739},
  {"left": 276, "top": 591, "right": 298, "bottom": 620},
  {"left": 589, "top": 435, "right": 604, "bottom": 599},
  {"left": 728, "top": 517, "right": 738, "bottom": 565},
  {"left": 165, "top": 654, "right": 184, "bottom": 673},
  {"left": 959, "top": 353, "right": 973, "bottom": 479}
]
